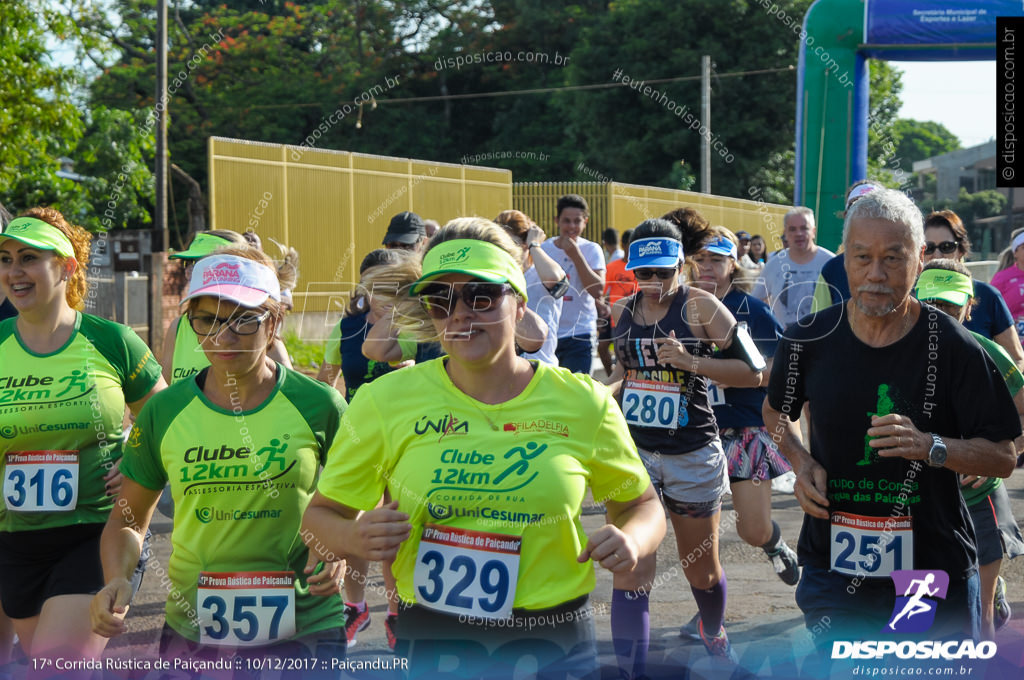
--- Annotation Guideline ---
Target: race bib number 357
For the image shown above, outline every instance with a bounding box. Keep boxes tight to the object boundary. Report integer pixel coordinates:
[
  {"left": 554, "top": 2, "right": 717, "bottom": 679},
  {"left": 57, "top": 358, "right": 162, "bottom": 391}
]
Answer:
[
  {"left": 4, "top": 451, "right": 79, "bottom": 512},
  {"left": 830, "top": 512, "right": 912, "bottom": 578},
  {"left": 415, "top": 524, "right": 521, "bottom": 620},
  {"left": 198, "top": 571, "right": 296, "bottom": 646}
]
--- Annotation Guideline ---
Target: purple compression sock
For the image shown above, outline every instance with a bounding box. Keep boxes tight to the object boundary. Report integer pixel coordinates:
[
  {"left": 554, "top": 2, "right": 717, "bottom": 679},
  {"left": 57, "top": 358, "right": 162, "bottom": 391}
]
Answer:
[
  {"left": 611, "top": 588, "right": 649, "bottom": 679},
  {"left": 691, "top": 572, "right": 727, "bottom": 635}
]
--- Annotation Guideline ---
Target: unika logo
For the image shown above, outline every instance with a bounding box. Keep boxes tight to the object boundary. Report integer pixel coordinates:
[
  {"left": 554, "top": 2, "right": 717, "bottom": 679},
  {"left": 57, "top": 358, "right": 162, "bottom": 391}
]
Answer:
[
  {"left": 884, "top": 570, "right": 949, "bottom": 634},
  {"left": 438, "top": 246, "right": 471, "bottom": 266},
  {"left": 7, "top": 224, "right": 29, "bottom": 233},
  {"left": 203, "top": 262, "right": 241, "bottom": 285},
  {"left": 415, "top": 413, "right": 469, "bottom": 441}
]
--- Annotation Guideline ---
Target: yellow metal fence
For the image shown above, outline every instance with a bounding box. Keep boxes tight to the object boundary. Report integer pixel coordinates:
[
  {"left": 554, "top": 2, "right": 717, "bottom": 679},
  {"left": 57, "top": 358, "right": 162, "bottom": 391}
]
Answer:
[
  {"left": 208, "top": 137, "right": 512, "bottom": 314},
  {"left": 209, "top": 138, "right": 789, "bottom": 318}
]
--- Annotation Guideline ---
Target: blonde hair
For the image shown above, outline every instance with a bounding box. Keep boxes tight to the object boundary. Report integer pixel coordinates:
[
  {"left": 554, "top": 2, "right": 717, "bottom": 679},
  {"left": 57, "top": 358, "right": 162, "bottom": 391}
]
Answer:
[
  {"left": 21, "top": 207, "right": 91, "bottom": 310},
  {"left": 265, "top": 237, "right": 299, "bottom": 294},
  {"left": 366, "top": 218, "right": 523, "bottom": 342},
  {"left": 999, "top": 227, "right": 1024, "bottom": 272},
  {"left": 682, "top": 226, "right": 754, "bottom": 293}
]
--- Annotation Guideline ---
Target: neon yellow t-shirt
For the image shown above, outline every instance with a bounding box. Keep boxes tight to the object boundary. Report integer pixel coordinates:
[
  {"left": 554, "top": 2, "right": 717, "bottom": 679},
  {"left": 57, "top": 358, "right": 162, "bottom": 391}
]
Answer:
[
  {"left": 120, "top": 366, "right": 347, "bottom": 642},
  {"left": 171, "top": 315, "right": 211, "bottom": 384},
  {"left": 0, "top": 313, "right": 161, "bottom": 531},
  {"left": 317, "top": 359, "right": 649, "bottom": 611}
]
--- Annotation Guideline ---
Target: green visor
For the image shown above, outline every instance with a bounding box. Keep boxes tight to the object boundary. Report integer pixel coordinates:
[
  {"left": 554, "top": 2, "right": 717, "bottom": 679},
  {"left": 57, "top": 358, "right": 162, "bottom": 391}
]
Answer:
[
  {"left": 170, "top": 232, "right": 235, "bottom": 260},
  {"left": 915, "top": 269, "right": 974, "bottom": 307},
  {"left": 410, "top": 239, "right": 528, "bottom": 301},
  {"left": 0, "top": 217, "right": 75, "bottom": 258}
]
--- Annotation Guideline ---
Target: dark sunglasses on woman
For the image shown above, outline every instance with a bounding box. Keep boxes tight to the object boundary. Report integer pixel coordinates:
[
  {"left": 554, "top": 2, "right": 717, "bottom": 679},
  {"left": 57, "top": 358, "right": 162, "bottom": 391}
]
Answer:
[
  {"left": 633, "top": 268, "right": 677, "bottom": 281},
  {"left": 418, "top": 281, "right": 515, "bottom": 318},
  {"left": 924, "top": 240, "right": 959, "bottom": 255}
]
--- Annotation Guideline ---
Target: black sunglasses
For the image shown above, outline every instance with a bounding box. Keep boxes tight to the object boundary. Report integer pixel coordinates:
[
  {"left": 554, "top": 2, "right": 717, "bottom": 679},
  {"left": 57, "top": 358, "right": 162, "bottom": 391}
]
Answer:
[
  {"left": 418, "top": 282, "right": 515, "bottom": 318},
  {"left": 633, "top": 268, "right": 677, "bottom": 281},
  {"left": 924, "top": 240, "right": 959, "bottom": 255}
]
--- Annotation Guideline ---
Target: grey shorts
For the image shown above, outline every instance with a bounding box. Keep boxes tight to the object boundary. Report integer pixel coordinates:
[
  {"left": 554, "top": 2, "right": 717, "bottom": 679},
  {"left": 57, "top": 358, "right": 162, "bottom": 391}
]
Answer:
[
  {"left": 638, "top": 439, "right": 729, "bottom": 514},
  {"left": 969, "top": 483, "right": 1024, "bottom": 566}
]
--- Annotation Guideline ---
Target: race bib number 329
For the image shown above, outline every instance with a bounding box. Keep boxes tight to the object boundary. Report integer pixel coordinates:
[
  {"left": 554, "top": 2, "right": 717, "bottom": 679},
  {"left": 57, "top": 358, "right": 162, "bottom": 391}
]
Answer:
[
  {"left": 4, "top": 450, "right": 79, "bottom": 512},
  {"left": 198, "top": 571, "right": 296, "bottom": 646},
  {"left": 415, "top": 524, "right": 521, "bottom": 620}
]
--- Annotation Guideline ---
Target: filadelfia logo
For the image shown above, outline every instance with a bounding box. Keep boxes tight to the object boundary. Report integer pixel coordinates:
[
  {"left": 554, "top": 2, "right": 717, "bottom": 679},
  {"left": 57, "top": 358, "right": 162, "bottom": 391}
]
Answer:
[{"left": 831, "top": 570, "right": 996, "bottom": 661}]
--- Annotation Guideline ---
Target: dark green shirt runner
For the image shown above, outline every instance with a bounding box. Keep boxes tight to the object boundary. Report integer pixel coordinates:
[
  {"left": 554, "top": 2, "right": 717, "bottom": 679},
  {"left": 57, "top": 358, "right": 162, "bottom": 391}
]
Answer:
[
  {"left": 121, "top": 365, "right": 347, "bottom": 643},
  {"left": 0, "top": 313, "right": 161, "bottom": 531}
]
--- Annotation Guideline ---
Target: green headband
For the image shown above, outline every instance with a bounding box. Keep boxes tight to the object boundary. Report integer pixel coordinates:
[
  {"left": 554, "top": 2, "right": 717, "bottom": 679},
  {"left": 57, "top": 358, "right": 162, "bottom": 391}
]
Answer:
[
  {"left": 170, "top": 232, "right": 235, "bottom": 260},
  {"left": 915, "top": 269, "right": 974, "bottom": 307},
  {"left": 0, "top": 217, "right": 75, "bottom": 258},
  {"left": 410, "top": 239, "right": 528, "bottom": 301}
]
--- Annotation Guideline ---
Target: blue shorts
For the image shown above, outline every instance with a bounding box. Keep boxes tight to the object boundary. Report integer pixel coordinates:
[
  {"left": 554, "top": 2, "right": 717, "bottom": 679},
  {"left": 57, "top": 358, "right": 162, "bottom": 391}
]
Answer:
[
  {"left": 555, "top": 335, "right": 594, "bottom": 374},
  {"left": 795, "top": 563, "right": 980, "bottom": 649}
]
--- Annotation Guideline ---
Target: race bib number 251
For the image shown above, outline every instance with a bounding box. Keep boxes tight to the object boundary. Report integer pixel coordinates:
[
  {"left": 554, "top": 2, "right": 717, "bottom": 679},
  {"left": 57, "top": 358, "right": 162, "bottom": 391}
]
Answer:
[{"left": 830, "top": 512, "right": 912, "bottom": 578}]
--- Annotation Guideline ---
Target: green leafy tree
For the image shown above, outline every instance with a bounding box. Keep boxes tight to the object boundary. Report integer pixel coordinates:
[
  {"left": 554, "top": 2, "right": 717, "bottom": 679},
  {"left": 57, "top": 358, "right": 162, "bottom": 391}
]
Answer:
[
  {"left": 0, "top": 0, "right": 83, "bottom": 204},
  {"left": 892, "top": 119, "right": 960, "bottom": 166}
]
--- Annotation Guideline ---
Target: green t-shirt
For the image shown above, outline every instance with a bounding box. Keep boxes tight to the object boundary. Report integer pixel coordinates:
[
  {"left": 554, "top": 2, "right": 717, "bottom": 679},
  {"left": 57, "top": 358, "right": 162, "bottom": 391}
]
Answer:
[
  {"left": 317, "top": 359, "right": 649, "bottom": 611},
  {"left": 0, "top": 313, "right": 161, "bottom": 531},
  {"left": 171, "top": 315, "right": 211, "bottom": 384},
  {"left": 121, "top": 366, "right": 347, "bottom": 642},
  {"left": 961, "top": 332, "right": 1023, "bottom": 506}
]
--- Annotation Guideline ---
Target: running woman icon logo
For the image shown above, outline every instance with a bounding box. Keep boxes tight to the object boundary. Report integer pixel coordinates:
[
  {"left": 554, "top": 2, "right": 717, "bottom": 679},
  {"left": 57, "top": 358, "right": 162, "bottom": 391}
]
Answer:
[{"left": 884, "top": 569, "right": 949, "bottom": 634}]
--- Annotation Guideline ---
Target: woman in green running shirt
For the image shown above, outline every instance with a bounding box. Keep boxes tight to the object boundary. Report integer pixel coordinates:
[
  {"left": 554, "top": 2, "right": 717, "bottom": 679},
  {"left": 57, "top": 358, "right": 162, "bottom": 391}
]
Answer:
[
  {"left": 0, "top": 208, "right": 164, "bottom": 663},
  {"left": 92, "top": 247, "right": 347, "bottom": 664}
]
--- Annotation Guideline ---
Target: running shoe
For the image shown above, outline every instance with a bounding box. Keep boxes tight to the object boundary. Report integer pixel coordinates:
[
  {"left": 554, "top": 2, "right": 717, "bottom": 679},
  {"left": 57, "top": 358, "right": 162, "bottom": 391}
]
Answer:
[
  {"left": 343, "top": 603, "right": 370, "bottom": 648},
  {"left": 385, "top": 613, "right": 399, "bottom": 651},
  {"left": 766, "top": 541, "right": 800, "bottom": 586},
  {"left": 680, "top": 612, "right": 701, "bottom": 640},
  {"left": 698, "top": 619, "right": 738, "bottom": 663},
  {"left": 995, "top": 575, "right": 1012, "bottom": 631}
]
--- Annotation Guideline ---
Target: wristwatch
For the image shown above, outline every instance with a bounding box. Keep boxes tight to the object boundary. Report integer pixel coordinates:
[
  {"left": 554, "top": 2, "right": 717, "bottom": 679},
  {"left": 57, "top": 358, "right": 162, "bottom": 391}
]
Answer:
[
  {"left": 528, "top": 242, "right": 542, "bottom": 249},
  {"left": 926, "top": 433, "right": 947, "bottom": 468}
]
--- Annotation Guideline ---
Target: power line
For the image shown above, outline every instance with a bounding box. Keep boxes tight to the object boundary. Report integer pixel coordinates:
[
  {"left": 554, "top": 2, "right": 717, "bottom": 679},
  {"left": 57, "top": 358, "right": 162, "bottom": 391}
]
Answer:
[{"left": 229, "top": 64, "right": 795, "bottom": 111}]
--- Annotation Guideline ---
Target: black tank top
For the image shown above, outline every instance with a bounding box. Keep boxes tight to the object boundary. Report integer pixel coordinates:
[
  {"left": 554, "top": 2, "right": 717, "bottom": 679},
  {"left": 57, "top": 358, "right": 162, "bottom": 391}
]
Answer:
[{"left": 613, "top": 287, "right": 718, "bottom": 454}]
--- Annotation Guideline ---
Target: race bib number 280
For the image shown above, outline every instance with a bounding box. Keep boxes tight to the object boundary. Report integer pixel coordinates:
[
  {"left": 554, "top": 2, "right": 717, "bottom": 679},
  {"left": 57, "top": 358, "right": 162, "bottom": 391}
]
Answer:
[
  {"left": 4, "top": 451, "right": 79, "bottom": 512},
  {"left": 415, "top": 525, "right": 521, "bottom": 619},
  {"left": 622, "top": 380, "right": 680, "bottom": 429}
]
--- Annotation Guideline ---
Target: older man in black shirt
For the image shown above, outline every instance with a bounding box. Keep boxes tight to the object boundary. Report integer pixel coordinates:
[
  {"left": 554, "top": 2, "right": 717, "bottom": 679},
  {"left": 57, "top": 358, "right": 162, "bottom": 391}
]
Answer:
[{"left": 763, "top": 189, "right": 1019, "bottom": 670}]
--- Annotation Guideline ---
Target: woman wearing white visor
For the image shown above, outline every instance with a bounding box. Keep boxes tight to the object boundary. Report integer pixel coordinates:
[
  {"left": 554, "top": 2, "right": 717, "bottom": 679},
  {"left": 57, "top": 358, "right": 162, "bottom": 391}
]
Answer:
[{"left": 92, "top": 248, "right": 347, "bottom": 667}]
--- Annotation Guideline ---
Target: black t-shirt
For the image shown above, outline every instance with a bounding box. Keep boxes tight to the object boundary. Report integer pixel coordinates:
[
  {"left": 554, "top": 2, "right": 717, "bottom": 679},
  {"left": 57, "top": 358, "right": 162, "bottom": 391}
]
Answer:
[
  {"left": 713, "top": 289, "right": 783, "bottom": 429},
  {"left": 767, "top": 302, "right": 1020, "bottom": 581},
  {"left": 613, "top": 287, "right": 717, "bottom": 454},
  {"left": 0, "top": 298, "right": 16, "bottom": 322}
]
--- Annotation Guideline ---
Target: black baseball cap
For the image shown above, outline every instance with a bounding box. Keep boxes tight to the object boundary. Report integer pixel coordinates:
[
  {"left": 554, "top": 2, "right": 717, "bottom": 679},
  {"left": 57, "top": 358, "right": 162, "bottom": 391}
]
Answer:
[{"left": 383, "top": 211, "right": 426, "bottom": 245}]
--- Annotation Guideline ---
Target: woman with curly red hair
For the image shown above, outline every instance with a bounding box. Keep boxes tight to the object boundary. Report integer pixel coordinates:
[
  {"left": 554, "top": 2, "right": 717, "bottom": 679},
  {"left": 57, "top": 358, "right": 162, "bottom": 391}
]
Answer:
[{"left": 0, "top": 207, "right": 164, "bottom": 662}]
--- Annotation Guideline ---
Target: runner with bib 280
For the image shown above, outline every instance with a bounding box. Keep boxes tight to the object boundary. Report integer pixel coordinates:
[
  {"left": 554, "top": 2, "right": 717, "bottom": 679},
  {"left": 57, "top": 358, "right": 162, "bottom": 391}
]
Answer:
[
  {"left": 605, "top": 216, "right": 765, "bottom": 674},
  {"left": 91, "top": 247, "right": 347, "bottom": 669},
  {"left": 0, "top": 209, "right": 164, "bottom": 663},
  {"left": 303, "top": 218, "right": 664, "bottom": 680}
]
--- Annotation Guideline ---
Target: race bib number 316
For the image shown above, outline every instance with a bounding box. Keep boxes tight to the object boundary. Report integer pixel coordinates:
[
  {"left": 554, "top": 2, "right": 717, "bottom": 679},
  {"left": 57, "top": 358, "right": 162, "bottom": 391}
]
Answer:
[
  {"left": 4, "top": 451, "right": 79, "bottom": 512},
  {"left": 830, "top": 512, "right": 912, "bottom": 578},
  {"left": 415, "top": 525, "right": 521, "bottom": 620},
  {"left": 198, "top": 571, "right": 296, "bottom": 646}
]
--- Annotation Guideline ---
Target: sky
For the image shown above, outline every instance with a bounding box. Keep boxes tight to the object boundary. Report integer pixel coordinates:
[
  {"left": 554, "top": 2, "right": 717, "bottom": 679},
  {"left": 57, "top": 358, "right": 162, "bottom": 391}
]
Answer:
[{"left": 892, "top": 60, "right": 996, "bottom": 149}]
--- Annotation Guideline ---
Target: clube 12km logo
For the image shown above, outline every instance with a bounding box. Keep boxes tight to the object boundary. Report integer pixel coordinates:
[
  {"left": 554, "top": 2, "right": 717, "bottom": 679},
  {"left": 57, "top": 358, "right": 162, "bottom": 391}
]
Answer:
[{"left": 831, "top": 570, "right": 996, "bottom": 661}]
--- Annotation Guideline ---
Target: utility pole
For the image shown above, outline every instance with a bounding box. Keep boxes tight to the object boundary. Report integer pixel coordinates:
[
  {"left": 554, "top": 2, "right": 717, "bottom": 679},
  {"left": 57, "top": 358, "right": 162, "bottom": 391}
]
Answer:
[
  {"left": 151, "top": 0, "right": 168, "bottom": 350},
  {"left": 701, "top": 55, "right": 711, "bottom": 194}
]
